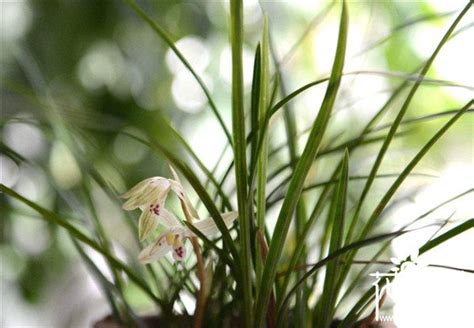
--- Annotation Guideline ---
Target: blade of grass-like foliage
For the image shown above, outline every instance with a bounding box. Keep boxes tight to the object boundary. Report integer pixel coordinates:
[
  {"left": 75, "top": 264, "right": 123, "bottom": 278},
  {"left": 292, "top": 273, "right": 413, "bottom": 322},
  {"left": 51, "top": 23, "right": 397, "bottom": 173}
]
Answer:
[
  {"left": 247, "top": 43, "right": 261, "bottom": 273},
  {"left": 156, "top": 114, "right": 233, "bottom": 211},
  {"left": 0, "top": 141, "right": 30, "bottom": 165},
  {"left": 197, "top": 142, "right": 230, "bottom": 211},
  {"left": 205, "top": 77, "right": 280, "bottom": 213},
  {"left": 339, "top": 218, "right": 474, "bottom": 328},
  {"left": 334, "top": 99, "right": 473, "bottom": 311},
  {"left": 348, "top": 259, "right": 474, "bottom": 273},
  {"left": 268, "top": 70, "right": 473, "bottom": 120},
  {"left": 255, "top": 17, "right": 270, "bottom": 288},
  {"left": 372, "top": 108, "right": 474, "bottom": 132},
  {"left": 224, "top": 70, "right": 416, "bottom": 301},
  {"left": 267, "top": 131, "right": 407, "bottom": 185},
  {"left": 205, "top": 69, "right": 469, "bottom": 210},
  {"left": 266, "top": 130, "right": 407, "bottom": 200},
  {"left": 183, "top": 221, "right": 236, "bottom": 274},
  {"left": 419, "top": 218, "right": 474, "bottom": 254},
  {"left": 318, "top": 151, "right": 349, "bottom": 328},
  {"left": 275, "top": 1, "right": 335, "bottom": 70},
  {"left": 0, "top": 184, "right": 164, "bottom": 307},
  {"left": 206, "top": 76, "right": 280, "bottom": 213},
  {"left": 229, "top": 0, "right": 253, "bottom": 325},
  {"left": 267, "top": 172, "right": 434, "bottom": 208},
  {"left": 268, "top": 106, "right": 473, "bottom": 173},
  {"left": 268, "top": 18, "right": 313, "bottom": 325},
  {"left": 279, "top": 220, "right": 445, "bottom": 320},
  {"left": 253, "top": 77, "right": 409, "bottom": 195},
  {"left": 358, "top": 99, "right": 473, "bottom": 242},
  {"left": 81, "top": 181, "right": 129, "bottom": 301},
  {"left": 278, "top": 165, "right": 340, "bottom": 306},
  {"left": 249, "top": 44, "right": 262, "bottom": 175},
  {"left": 346, "top": 3, "right": 472, "bottom": 245},
  {"left": 335, "top": 98, "right": 473, "bottom": 322},
  {"left": 72, "top": 238, "right": 134, "bottom": 325},
  {"left": 254, "top": 3, "right": 348, "bottom": 326},
  {"left": 122, "top": 0, "right": 232, "bottom": 145},
  {"left": 355, "top": 9, "right": 456, "bottom": 56},
  {"left": 336, "top": 189, "right": 473, "bottom": 311}
]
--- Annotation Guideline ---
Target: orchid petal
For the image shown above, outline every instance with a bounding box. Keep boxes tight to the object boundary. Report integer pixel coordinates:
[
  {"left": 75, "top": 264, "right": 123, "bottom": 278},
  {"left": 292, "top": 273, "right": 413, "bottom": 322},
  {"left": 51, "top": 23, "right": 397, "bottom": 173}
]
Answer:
[
  {"left": 168, "top": 171, "right": 199, "bottom": 219},
  {"left": 123, "top": 184, "right": 170, "bottom": 211},
  {"left": 169, "top": 165, "right": 181, "bottom": 184},
  {"left": 138, "top": 233, "right": 173, "bottom": 264},
  {"left": 169, "top": 179, "right": 185, "bottom": 200},
  {"left": 120, "top": 177, "right": 154, "bottom": 199},
  {"left": 172, "top": 239, "right": 187, "bottom": 261},
  {"left": 122, "top": 187, "right": 159, "bottom": 210},
  {"left": 157, "top": 208, "right": 182, "bottom": 228},
  {"left": 185, "top": 211, "right": 238, "bottom": 237},
  {"left": 138, "top": 208, "right": 159, "bottom": 241}
]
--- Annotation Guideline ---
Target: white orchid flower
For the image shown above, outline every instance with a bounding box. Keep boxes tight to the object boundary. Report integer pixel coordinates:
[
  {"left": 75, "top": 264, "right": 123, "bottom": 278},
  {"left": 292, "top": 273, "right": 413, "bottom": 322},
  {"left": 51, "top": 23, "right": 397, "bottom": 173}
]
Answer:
[
  {"left": 121, "top": 176, "right": 185, "bottom": 240},
  {"left": 138, "top": 211, "right": 238, "bottom": 264}
]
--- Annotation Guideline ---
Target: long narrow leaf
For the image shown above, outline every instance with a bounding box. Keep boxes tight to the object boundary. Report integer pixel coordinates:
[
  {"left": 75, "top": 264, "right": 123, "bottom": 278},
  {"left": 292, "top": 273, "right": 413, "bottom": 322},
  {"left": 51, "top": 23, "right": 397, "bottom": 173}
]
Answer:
[
  {"left": 255, "top": 17, "right": 270, "bottom": 287},
  {"left": 318, "top": 151, "right": 349, "bottom": 327},
  {"left": 0, "top": 184, "right": 164, "bottom": 307},
  {"left": 346, "top": 3, "right": 472, "bottom": 244},
  {"left": 339, "top": 218, "right": 474, "bottom": 328},
  {"left": 254, "top": 3, "right": 348, "bottom": 326},
  {"left": 229, "top": 1, "right": 253, "bottom": 325},
  {"left": 122, "top": 0, "right": 232, "bottom": 145}
]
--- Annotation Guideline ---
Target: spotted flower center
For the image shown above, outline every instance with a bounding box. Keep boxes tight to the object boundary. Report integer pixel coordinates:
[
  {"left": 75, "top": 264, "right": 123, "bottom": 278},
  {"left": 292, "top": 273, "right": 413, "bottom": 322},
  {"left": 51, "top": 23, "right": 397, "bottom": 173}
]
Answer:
[
  {"left": 175, "top": 246, "right": 184, "bottom": 257},
  {"left": 149, "top": 204, "right": 160, "bottom": 215}
]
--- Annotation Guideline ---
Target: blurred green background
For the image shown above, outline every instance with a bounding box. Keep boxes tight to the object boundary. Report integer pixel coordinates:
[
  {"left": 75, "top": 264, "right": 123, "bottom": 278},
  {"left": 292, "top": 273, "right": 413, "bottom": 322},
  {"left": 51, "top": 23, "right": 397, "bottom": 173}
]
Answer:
[{"left": 1, "top": 0, "right": 472, "bottom": 326}]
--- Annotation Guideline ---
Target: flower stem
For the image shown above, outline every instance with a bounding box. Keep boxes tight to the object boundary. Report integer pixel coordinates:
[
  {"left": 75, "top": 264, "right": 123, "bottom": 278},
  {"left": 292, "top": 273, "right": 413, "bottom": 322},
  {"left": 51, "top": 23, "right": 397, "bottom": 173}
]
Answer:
[
  {"left": 180, "top": 198, "right": 207, "bottom": 328},
  {"left": 190, "top": 238, "right": 206, "bottom": 328}
]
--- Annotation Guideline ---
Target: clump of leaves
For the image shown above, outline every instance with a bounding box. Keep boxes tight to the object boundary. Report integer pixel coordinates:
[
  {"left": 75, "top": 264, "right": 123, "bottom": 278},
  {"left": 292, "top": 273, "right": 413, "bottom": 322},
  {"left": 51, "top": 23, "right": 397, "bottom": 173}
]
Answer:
[{"left": 2, "top": 1, "right": 473, "bottom": 328}]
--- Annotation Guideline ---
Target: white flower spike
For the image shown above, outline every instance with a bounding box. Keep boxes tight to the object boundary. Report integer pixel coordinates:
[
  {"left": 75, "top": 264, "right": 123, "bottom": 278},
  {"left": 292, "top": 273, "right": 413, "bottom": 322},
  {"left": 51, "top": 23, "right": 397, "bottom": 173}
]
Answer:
[
  {"left": 121, "top": 176, "right": 185, "bottom": 240},
  {"left": 138, "top": 211, "right": 238, "bottom": 264}
]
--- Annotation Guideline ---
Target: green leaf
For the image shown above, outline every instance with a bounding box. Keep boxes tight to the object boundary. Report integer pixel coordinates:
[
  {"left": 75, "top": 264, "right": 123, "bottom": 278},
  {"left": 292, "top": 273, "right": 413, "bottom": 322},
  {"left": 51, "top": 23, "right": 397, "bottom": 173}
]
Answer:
[
  {"left": 122, "top": 0, "right": 232, "bottom": 146},
  {"left": 255, "top": 16, "right": 270, "bottom": 288},
  {"left": 359, "top": 99, "right": 473, "bottom": 241},
  {"left": 318, "top": 150, "right": 349, "bottom": 328},
  {"left": 356, "top": 9, "right": 456, "bottom": 56},
  {"left": 156, "top": 114, "right": 233, "bottom": 211},
  {"left": 229, "top": 0, "right": 253, "bottom": 325},
  {"left": 339, "top": 218, "right": 474, "bottom": 328},
  {"left": 346, "top": 2, "right": 472, "bottom": 244},
  {"left": 249, "top": 44, "right": 262, "bottom": 173},
  {"left": 279, "top": 220, "right": 444, "bottom": 319},
  {"left": 336, "top": 188, "right": 473, "bottom": 315},
  {"left": 277, "top": 164, "right": 340, "bottom": 307},
  {"left": 72, "top": 238, "right": 131, "bottom": 325},
  {"left": 0, "top": 184, "right": 164, "bottom": 307},
  {"left": 254, "top": 2, "right": 348, "bottom": 327},
  {"left": 267, "top": 170, "right": 433, "bottom": 207}
]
